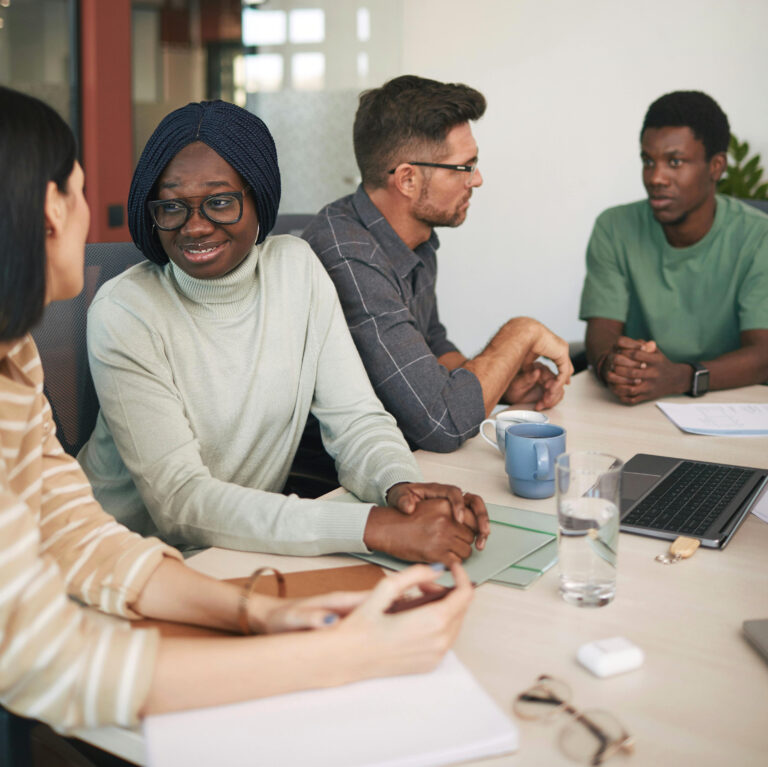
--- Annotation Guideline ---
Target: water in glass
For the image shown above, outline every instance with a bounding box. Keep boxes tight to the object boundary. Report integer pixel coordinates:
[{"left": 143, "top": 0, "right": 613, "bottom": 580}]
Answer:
[{"left": 558, "top": 495, "right": 619, "bottom": 607}]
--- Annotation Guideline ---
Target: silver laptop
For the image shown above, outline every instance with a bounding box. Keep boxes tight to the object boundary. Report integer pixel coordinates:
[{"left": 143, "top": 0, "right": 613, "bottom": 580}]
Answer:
[{"left": 619, "top": 453, "right": 768, "bottom": 549}]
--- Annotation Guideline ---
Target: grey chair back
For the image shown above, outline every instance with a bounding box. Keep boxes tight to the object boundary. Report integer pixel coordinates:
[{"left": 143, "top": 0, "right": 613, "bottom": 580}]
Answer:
[
  {"left": 271, "top": 213, "right": 315, "bottom": 237},
  {"left": 740, "top": 198, "right": 768, "bottom": 214},
  {"left": 31, "top": 242, "right": 144, "bottom": 456}
]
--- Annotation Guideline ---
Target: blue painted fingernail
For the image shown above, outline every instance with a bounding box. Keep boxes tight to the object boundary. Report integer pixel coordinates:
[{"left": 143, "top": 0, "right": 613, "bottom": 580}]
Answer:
[
  {"left": 430, "top": 563, "right": 445, "bottom": 572},
  {"left": 323, "top": 614, "right": 338, "bottom": 625}
]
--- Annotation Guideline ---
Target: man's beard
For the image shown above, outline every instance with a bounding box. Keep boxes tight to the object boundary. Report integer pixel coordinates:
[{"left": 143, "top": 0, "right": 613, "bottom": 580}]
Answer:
[{"left": 413, "top": 186, "right": 469, "bottom": 228}]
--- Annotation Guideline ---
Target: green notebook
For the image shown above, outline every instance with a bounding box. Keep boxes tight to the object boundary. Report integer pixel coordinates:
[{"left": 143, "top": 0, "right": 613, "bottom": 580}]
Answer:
[
  {"left": 328, "top": 495, "right": 556, "bottom": 588},
  {"left": 487, "top": 506, "right": 559, "bottom": 589}
]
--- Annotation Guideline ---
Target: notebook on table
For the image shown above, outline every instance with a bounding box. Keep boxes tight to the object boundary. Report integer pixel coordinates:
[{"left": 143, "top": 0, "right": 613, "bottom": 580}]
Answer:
[
  {"left": 144, "top": 651, "right": 519, "bottom": 767},
  {"left": 487, "top": 505, "right": 558, "bottom": 589},
  {"left": 620, "top": 453, "right": 768, "bottom": 549}
]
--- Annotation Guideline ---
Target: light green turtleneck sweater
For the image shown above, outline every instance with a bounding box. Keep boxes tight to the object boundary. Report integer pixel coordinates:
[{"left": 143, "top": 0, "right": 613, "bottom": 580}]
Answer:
[{"left": 78, "top": 235, "right": 421, "bottom": 555}]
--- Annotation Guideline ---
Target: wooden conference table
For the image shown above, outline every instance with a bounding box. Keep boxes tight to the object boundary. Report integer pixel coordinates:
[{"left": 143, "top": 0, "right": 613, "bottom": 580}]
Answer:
[{"left": 75, "top": 372, "right": 768, "bottom": 767}]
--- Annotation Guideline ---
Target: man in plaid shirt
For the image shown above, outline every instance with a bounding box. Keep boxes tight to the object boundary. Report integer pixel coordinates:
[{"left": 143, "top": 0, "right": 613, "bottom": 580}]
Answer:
[{"left": 303, "top": 76, "right": 572, "bottom": 453}]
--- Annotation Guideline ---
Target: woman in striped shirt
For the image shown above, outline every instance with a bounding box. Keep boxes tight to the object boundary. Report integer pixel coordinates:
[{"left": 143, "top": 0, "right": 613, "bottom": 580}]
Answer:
[{"left": 0, "top": 86, "right": 472, "bottom": 732}]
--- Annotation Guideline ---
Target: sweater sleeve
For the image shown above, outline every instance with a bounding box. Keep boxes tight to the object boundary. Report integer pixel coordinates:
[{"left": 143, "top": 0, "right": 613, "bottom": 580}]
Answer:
[
  {"left": 83, "top": 277, "right": 393, "bottom": 556},
  {"left": 38, "top": 399, "right": 182, "bottom": 617},
  {"left": 0, "top": 499, "right": 159, "bottom": 732}
]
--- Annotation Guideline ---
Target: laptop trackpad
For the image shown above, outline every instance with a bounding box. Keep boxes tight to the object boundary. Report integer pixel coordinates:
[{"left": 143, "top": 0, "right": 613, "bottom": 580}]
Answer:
[{"left": 621, "top": 473, "right": 658, "bottom": 506}]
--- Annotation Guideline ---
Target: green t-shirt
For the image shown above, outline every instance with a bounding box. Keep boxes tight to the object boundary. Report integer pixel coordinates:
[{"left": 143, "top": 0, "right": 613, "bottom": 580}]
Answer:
[{"left": 579, "top": 195, "right": 768, "bottom": 362}]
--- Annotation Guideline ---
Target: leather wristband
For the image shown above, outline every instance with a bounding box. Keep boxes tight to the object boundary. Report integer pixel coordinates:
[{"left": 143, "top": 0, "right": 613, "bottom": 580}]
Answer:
[{"left": 238, "top": 566, "right": 286, "bottom": 635}]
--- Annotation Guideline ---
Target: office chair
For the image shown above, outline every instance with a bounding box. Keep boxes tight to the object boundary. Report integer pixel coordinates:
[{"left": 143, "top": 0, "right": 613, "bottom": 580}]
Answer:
[
  {"left": 569, "top": 341, "right": 588, "bottom": 374},
  {"left": 30, "top": 242, "right": 144, "bottom": 457},
  {"left": 0, "top": 709, "right": 31, "bottom": 767},
  {"left": 270, "top": 213, "right": 315, "bottom": 237},
  {"left": 741, "top": 197, "right": 768, "bottom": 215}
]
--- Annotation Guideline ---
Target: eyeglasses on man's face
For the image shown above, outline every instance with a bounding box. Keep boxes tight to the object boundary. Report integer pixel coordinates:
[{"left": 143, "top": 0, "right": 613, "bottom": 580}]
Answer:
[
  {"left": 513, "top": 675, "right": 634, "bottom": 766},
  {"left": 387, "top": 161, "right": 479, "bottom": 186},
  {"left": 148, "top": 186, "right": 250, "bottom": 231}
]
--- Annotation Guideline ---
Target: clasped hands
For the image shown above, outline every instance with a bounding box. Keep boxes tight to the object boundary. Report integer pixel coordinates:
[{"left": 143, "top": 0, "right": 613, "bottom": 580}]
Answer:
[
  {"left": 246, "top": 482, "right": 485, "bottom": 644},
  {"left": 505, "top": 353, "right": 567, "bottom": 411},
  {"left": 600, "top": 336, "right": 691, "bottom": 404},
  {"left": 363, "top": 481, "right": 490, "bottom": 567}
]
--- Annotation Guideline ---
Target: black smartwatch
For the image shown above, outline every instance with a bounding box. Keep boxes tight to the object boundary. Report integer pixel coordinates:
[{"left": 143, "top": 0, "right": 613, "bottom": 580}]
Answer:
[{"left": 688, "top": 362, "right": 710, "bottom": 397}]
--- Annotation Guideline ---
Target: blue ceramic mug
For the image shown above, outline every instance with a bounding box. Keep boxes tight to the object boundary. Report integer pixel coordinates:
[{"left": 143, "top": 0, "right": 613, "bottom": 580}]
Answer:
[{"left": 505, "top": 423, "right": 567, "bottom": 499}]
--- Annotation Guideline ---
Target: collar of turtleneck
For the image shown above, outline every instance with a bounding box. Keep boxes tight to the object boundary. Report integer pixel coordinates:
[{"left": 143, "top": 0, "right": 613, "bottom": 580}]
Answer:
[{"left": 168, "top": 242, "right": 261, "bottom": 319}]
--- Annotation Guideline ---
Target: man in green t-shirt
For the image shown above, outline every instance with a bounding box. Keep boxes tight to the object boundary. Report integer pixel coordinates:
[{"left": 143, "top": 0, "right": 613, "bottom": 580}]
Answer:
[{"left": 579, "top": 90, "right": 768, "bottom": 404}]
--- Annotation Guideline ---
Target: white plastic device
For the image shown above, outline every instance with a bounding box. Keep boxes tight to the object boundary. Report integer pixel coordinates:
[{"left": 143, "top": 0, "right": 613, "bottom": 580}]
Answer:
[{"left": 576, "top": 637, "right": 644, "bottom": 678}]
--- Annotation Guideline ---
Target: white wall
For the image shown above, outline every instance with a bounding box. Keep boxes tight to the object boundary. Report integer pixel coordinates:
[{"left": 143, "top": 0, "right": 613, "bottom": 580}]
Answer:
[{"left": 399, "top": 0, "right": 768, "bottom": 353}]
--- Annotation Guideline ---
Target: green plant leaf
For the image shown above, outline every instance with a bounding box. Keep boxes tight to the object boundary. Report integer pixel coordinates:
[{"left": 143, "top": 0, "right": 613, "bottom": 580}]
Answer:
[
  {"left": 719, "top": 133, "right": 766, "bottom": 199},
  {"left": 735, "top": 142, "right": 749, "bottom": 163},
  {"left": 742, "top": 156, "right": 760, "bottom": 175}
]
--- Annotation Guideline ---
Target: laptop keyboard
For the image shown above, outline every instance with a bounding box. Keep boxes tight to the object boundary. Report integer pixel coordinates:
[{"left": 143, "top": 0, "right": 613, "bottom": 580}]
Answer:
[{"left": 623, "top": 460, "right": 754, "bottom": 537}]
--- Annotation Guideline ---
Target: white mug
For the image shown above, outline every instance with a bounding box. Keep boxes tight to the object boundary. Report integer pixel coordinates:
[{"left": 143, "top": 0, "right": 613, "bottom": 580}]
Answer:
[{"left": 480, "top": 410, "right": 549, "bottom": 455}]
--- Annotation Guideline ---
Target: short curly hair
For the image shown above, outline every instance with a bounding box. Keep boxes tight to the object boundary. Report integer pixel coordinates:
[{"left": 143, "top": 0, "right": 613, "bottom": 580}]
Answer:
[
  {"left": 354, "top": 75, "right": 486, "bottom": 189},
  {"left": 641, "top": 91, "right": 730, "bottom": 159},
  {"left": 129, "top": 100, "right": 281, "bottom": 265}
]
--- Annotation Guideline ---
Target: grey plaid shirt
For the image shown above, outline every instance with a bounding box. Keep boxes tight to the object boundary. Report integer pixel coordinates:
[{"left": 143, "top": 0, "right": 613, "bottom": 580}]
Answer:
[{"left": 302, "top": 186, "right": 484, "bottom": 453}]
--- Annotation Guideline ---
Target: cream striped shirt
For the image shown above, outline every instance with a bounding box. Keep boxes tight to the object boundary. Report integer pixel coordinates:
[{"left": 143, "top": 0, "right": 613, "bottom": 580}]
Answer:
[{"left": 0, "top": 335, "right": 181, "bottom": 730}]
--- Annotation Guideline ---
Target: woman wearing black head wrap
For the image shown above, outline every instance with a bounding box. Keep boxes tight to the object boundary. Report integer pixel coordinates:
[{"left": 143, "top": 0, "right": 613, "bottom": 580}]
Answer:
[
  {"left": 127, "top": 99, "right": 280, "bottom": 264},
  {"left": 79, "top": 100, "right": 486, "bottom": 563}
]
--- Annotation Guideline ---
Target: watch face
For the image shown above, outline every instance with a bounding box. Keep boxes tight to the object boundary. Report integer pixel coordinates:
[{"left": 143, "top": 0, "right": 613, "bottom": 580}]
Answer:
[{"left": 693, "top": 368, "right": 710, "bottom": 396}]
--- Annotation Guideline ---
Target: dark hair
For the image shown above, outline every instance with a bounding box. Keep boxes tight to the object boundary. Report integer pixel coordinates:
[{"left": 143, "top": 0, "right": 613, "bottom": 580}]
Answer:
[
  {"left": 129, "top": 100, "right": 281, "bottom": 265},
  {"left": 0, "top": 86, "right": 77, "bottom": 341},
  {"left": 353, "top": 75, "right": 486, "bottom": 189},
  {"left": 641, "top": 91, "right": 730, "bottom": 159}
]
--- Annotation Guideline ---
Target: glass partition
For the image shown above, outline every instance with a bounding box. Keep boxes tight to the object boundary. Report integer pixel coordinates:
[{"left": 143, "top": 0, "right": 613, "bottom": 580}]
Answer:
[
  {"left": 0, "top": 0, "right": 78, "bottom": 132},
  {"left": 242, "top": 0, "right": 403, "bottom": 214},
  {"left": 130, "top": 0, "right": 403, "bottom": 216}
]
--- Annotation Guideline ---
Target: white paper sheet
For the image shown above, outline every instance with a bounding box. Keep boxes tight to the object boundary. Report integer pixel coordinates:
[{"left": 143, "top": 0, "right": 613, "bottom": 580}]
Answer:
[
  {"left": 656, "top": 402, "right": 768, "bottom": 436},
  {"left": 143, "top": 652, "right": 518, "bottom": 767},
  {"left": 751, "top": 483, "right": 768, "bottom": 524}
]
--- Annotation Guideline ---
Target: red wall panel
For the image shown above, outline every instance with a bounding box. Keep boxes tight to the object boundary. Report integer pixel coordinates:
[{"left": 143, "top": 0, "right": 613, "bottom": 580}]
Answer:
[{"left": 80, "top": 0, "right": 133, "bottom": 243}]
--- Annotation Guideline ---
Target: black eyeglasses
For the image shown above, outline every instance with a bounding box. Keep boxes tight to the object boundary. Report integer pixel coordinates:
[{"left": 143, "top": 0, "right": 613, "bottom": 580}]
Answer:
[
  {"left": 148, "top": 186, "right": 250, "bottom": 231},
  {"left": 387, "top": 161, "right": 479, "bottom": 185}
]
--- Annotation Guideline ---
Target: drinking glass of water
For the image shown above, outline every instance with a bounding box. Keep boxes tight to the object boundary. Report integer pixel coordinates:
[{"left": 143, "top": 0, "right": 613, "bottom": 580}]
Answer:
[{"left": 556, "top": 452, "right": 623, "bottom": 607}]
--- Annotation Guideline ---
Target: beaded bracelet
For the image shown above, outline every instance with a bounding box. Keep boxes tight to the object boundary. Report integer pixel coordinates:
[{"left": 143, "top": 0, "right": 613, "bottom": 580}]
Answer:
[{"left": 237, "top": 567, "right": 286, "bottom": 635}]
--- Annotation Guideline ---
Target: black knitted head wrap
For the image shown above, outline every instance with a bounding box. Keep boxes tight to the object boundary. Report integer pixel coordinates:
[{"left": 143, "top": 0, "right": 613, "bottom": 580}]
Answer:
[{"left": 128, "top": 100, "right": 281, "bottom": 265}]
